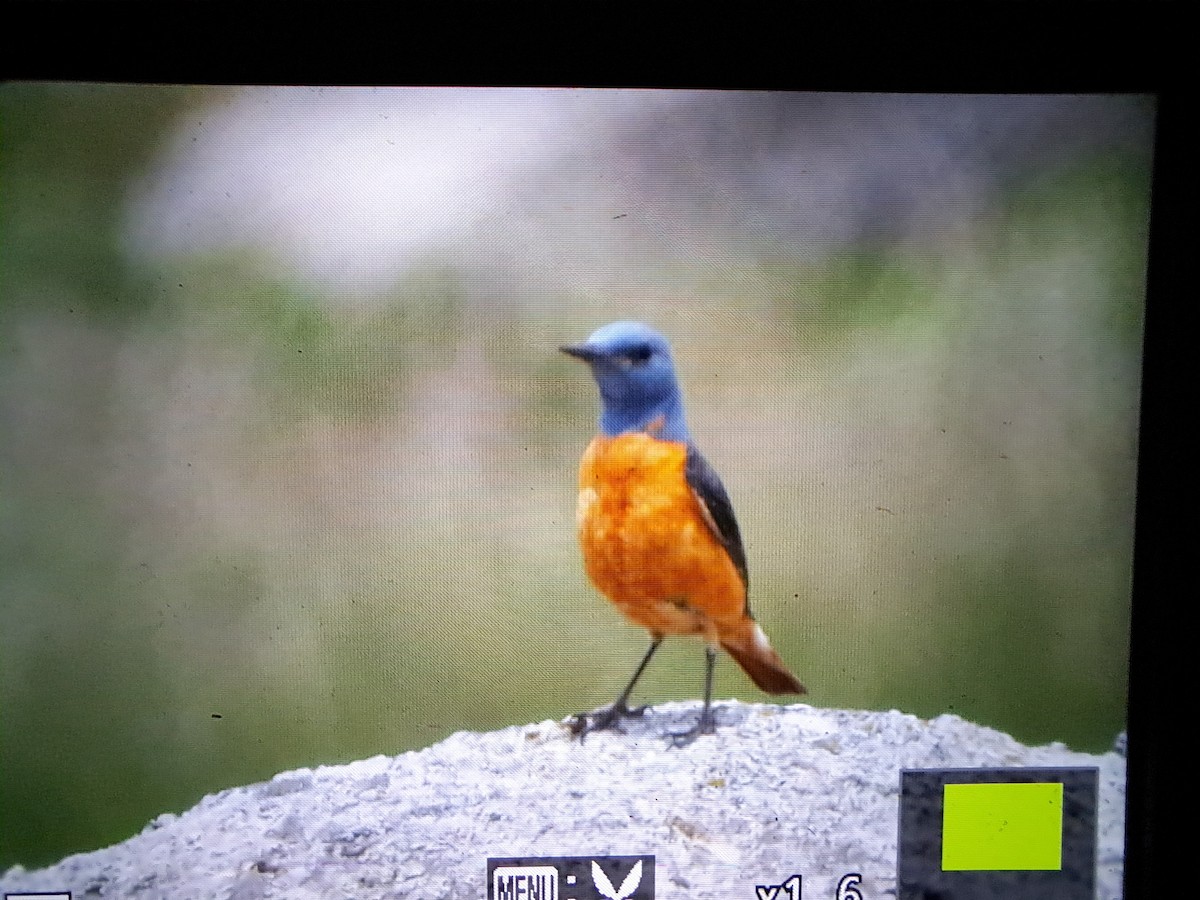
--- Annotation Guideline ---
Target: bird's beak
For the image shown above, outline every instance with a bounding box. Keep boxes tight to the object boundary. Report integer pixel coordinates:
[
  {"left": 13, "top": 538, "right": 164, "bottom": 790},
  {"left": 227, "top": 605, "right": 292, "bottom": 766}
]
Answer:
[{"left": 560, "top": 343, "right": 603, "bottom": 363}]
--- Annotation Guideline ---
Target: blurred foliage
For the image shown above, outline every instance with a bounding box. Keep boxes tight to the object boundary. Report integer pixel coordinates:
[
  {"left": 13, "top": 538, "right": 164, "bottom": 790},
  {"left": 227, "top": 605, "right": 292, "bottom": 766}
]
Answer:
[
  {"left": 3, "top": 85, "right": 202, "bottom": 867},
  {"left": 0, "top": 84, "right": 202, "bottom": 323},
  {"left": 768, "top": 249, "right": 936, "bottom": 332},
  {"left": 994, "top": 149, "right": 1151, "bottom": 341},
  {"left": 1, "top": 86, "right": 1149, "bottom": 873},
  {"left": 140, "top": 256, "right": 469, "bottom": 427}
]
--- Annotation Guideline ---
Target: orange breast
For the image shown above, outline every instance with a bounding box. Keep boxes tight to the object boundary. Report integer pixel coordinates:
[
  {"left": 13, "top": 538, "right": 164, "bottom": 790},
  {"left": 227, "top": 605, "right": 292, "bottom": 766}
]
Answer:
[{"left": 575, "top": 433, "right": 747, "bottom": 641}]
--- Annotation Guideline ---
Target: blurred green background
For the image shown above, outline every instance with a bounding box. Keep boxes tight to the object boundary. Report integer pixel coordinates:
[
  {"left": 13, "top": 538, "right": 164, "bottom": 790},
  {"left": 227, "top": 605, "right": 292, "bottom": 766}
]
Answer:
[{"left": 1, "top": 86, "right": 1150, "bottom": 870}]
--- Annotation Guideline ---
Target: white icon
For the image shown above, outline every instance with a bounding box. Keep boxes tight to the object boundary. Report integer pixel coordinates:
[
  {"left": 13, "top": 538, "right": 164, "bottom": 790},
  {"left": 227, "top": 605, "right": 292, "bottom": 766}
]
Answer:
[{"left": 592, "top": 859, "right": 642, "bottom": 900}]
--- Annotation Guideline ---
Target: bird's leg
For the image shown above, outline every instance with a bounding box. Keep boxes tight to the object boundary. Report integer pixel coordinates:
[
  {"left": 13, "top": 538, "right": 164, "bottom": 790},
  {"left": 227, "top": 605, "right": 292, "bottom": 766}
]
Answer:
[
  {"left": 670, "top": 646, "right": 718, "bottom": 747},
  {"left": 570, "top": 637, "right": 662, "bottom": 739}
]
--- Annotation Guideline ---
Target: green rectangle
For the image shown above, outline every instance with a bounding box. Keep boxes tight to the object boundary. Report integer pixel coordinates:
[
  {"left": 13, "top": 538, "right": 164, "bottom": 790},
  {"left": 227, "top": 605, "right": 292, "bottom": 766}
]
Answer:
[{"left": 942, "top": 781, "right": 1063, "bottom": 871}]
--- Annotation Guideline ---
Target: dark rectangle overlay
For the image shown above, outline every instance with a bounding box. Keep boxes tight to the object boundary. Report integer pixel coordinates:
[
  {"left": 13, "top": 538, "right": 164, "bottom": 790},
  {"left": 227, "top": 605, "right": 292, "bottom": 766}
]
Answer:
[
  {"left": 898, "top": 767, "right": 1098, "bottom": 900},
  {"left": 488, "top": 855, "right": 655, "bottom": 900}
]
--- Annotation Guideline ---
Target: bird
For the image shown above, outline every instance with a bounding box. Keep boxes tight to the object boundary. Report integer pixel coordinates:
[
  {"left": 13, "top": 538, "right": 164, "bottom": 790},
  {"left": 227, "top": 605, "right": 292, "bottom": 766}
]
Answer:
[{"left": 560, "top": 321, "right": 805, "bottom": 745}]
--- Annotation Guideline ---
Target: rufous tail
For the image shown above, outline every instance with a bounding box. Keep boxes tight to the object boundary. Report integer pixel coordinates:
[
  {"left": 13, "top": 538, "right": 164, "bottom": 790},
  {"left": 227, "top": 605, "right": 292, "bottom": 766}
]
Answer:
[{"left": 720, "top": 622, "right": 806, "bottom": 695}]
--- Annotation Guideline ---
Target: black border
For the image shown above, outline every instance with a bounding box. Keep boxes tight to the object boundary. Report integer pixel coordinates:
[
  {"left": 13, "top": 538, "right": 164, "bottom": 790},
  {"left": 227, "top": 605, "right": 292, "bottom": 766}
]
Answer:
[{"left": 0, "top": 4, "right": 1185, "bottom": 91}]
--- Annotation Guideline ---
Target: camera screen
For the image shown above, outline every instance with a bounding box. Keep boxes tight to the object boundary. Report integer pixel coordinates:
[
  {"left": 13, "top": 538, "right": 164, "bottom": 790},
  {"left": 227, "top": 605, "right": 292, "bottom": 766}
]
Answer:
[{"left": 1, "top": 87, "right": 1152, "bottom": 900}]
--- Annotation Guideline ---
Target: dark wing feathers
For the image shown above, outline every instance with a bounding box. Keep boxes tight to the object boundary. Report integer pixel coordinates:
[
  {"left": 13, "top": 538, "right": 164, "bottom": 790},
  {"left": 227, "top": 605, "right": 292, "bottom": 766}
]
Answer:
[{"left": 684, "top": 444, "right": 750, "bottom": 595}]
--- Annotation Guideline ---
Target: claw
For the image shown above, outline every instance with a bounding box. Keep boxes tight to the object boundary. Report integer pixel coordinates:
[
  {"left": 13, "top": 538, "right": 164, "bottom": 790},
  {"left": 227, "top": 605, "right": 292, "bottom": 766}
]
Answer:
[
  {"left": 569, "top": 701, "right": 649, "bottom": 741},
  {"left": 568, "top": 639, "right": 663, "bottom": 741},
  {"left": 669, "top": 708, "right": 717, "bottom": 748}
]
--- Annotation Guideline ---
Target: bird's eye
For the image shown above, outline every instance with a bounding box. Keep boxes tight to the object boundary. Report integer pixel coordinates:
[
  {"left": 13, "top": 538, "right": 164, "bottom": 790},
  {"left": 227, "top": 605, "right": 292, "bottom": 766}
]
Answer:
[{"left": 626, "top": 345, "right": 652, "bottom": 366}]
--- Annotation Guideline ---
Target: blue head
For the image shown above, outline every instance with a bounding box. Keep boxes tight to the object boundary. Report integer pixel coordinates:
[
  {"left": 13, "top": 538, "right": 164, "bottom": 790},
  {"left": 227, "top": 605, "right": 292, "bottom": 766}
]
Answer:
[{"left": 560, "top": 321, "right": 690, "bottom": 442}]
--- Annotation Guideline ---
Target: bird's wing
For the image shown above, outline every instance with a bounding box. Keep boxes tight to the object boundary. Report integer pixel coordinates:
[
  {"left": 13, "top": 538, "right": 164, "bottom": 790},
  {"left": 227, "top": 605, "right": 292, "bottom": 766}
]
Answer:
[{"left": 685, "top": 444, "right": 749, "bottom": 594}]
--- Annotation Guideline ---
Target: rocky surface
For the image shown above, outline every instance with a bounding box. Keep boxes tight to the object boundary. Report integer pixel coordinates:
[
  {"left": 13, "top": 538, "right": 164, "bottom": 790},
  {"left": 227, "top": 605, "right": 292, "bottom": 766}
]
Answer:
[{"left": 1, "top": 701, "right": 1127, "bottom": 899}]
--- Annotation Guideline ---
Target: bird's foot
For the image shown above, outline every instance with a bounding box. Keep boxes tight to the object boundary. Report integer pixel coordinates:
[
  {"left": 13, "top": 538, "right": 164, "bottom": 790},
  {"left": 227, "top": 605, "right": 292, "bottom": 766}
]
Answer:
[
  {"left": 669, "top": 707, "right": 717, "bottom": 748},
  {"left": 568, "top": 701, "right": 648, "bottom": 740}
]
